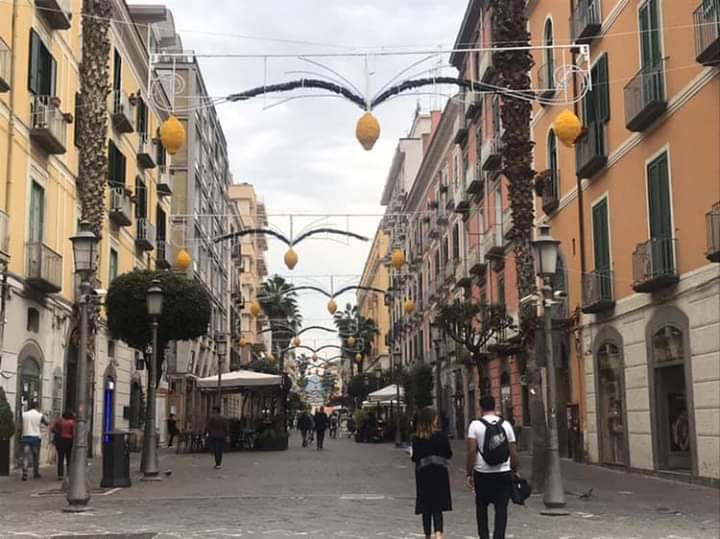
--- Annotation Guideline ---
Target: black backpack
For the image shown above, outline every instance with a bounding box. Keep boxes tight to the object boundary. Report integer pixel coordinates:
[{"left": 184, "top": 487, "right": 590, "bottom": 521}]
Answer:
[{"left": 477, "top": 417, "right": 510, "bottom": 465}]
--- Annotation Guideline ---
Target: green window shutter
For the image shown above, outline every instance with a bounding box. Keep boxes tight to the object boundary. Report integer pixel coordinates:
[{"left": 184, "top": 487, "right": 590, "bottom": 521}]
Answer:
[
  {"left": 647, "top": 152, "right": 672, "bottom": 239},
  {"left": 74, "top": 93, "right": 81, "bottom": 147},
  {"left": 592, "top": 198, "right": 611, "bottom": 271},
  {"left": 28, "top": 30, "right": 40, "bottom": 94},
  {"left": 29, "top": 182, "right": 44, "bottom": 243},
  {"left": 48, "top": 54, "right": 57, "bottom": 96},
  {"left": 108, "top": 143, "right": 115, "bottom": 184},
  {"left": 595, "top": 54, "right": 610, "bottom": 124}
]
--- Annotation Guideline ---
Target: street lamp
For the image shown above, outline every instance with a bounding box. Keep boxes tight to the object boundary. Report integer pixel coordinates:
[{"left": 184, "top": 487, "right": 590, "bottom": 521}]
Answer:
[
  {"left": 531, "top": 224, "right": 566, "bottom": 511},
  {"left": 393, "top": 347, "right": 403, "bottom": 448},
  {"left": 141, "top": 280, "right": 163, "bottom": 481},
  {"left": 216, "top": 335, "right": 227, "bottom": 413},
  {"left": 65, "top": 220, "right": 99, "bottom": 512},
  {"left": 430, "top": 321, "right": 443, "bottom": 421}
]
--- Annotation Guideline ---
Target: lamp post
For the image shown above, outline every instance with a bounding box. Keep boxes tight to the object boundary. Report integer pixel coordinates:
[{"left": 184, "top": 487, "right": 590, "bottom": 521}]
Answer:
[
  {"left": 216, "top": 335, "right": 227, "bottom": 413},
  {"left": 430, "top": 322, "right": 443, "bottom": 420},
  {"left": 531, "top": 224, "right": 566, "bottom": 511},
  {"left": 141, "top": 280, "right": 163, "bottom": 481},
  {"left": 393, "top": 347, "right": 403, "bottom": 447},
  {"left": 65, "top": 221, "right": 99, "bottom": 512}
]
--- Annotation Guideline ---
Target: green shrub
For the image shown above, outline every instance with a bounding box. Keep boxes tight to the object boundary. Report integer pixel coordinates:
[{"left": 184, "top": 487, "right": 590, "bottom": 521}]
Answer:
[{"left": 254, "top": 429, "right": 288, "bottom": 451}]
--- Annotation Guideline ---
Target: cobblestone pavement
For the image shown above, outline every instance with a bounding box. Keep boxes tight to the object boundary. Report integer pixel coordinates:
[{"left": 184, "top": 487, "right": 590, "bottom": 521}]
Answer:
[{"left": 0, "top": 433, "right": 718, "bottom": 538}]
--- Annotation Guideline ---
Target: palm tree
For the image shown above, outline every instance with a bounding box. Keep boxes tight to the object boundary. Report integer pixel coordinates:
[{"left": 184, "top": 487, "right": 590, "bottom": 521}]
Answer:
[
  {"left": 333, "top": 303, "right": 379, "bottom": 374},
  {"left": 258, "top": 274, "right": 302, "bottom": 367},
  {"left": 490, "top": 0, "right": 547, "bottom": 489}
]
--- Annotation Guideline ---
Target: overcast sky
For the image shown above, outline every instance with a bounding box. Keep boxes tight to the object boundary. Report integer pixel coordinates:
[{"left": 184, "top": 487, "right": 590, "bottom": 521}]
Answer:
[{"left": 138, "top": 0, "right": 468, "bottom": 360}]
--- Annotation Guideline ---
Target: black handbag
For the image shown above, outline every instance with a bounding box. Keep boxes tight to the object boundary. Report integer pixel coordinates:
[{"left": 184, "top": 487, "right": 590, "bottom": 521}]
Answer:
[{"left": 510, "top": 477, "right": 531, "bottom": 505}]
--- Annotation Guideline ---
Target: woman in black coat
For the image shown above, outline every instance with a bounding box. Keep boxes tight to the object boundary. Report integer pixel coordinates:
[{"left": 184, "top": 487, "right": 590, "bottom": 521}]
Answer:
[{"left": 411, "top": 406, "right": 452, "bottom": 539}]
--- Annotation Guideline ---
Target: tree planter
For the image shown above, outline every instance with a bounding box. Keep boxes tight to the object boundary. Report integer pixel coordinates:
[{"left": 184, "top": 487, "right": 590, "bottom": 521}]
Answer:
[
  {"left": 253, "top": 430, "right": 288, "bottom": 451},
  {"left": 0, "top": 438, "right": 9, "bottom": 476}
]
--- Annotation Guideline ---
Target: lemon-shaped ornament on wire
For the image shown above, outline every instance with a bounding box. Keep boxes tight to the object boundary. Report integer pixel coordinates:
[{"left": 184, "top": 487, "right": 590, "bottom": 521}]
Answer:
[
  {"left": 391, "top": 249, "right": 406, "bottom": 270},
  {"left": 238, "top": 336, "right": 248, "bottom": 348},
  {"left": 356, "top": 111, "right": 380, "bottom": 151},
  {"left": 159, "top": 115, "right": 186, "bottom": 155},
  {"left": 553, "top": 109, "right": 582, "bottom": 147},
  {"left": 327, "top": 299, "right": 338, "bottom": 315},
  {"left": 355, "top": 353, "right": 363, "bottom": 363},
  {"left": 175, "top": 248, "right": 192, "bottom": 271},
  {"left": 404, "top": 299, "right": 416, "bottom": 314},
  {"left": 284, "top": 248, "right": 299, "bottom": 270},
  {"left": 249, "top": 302, "right": 262, "bottom": 317},
  {"left": 292, "top": 336, "right": 301, "bottom": 347},
  {"left": 346, "top": 336, "right": 356, "bottom": 348}
]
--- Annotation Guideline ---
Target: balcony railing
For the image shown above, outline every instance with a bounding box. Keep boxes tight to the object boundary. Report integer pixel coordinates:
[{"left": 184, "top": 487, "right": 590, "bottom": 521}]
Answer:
[
  {"left": 469, "top": 242, "right": 487, "bottom": 275},
  {"left": 26, "top": 242, "right": 62, "bottom": 293},
  {"left": 632, "top": 237, "right": 678, "bottom": 293},
  {"left": 109, "top": 187, "right": 132, "bottom": 227},
  {"left": 112, "top": 90, "right": 135, "bottom": 133},
  {"left": 575, "top": 122, "right": 607, "bottom": 178},
  {"left": 466, "top": 163, "right": 484, "bottom": 197},
  {"left": 706, "top": 202, "right": 720, "bottom": 262},
  {"left": 156, "top": 240, "right": 172, "bottom": 269},
  {"left": 30, "top": 95, "right": 67, "bottom": 154},
  {"left": 445, "top": 260, "right": 457, "bottom": 284},
  {"left": 694, "top": 0, "right": 720, "bottom": 65},
  {"left": 454, "top": 177, "right": 471, "bottom": 215},
  {"left": 483, "top": 224, "right": 504, "bottom": 259},
  {"left": 537, "top": 62, "right": 556, "bottom": 100},
  {"left": 581, "top": 269, "right": 615, "bottom": 314},
  {"left": 137, "top": 134, "right": 156, "bottom": 169},
  {"left": 135, "top": 218, "right": 156, "bottom": 252},
  {"left": 542, "top": 168, "right": 560, "bottom": 214},
  {"left": 624, "top": 59, "right": 667, "bottom": 132},
  {"left": 455, "top": 259, "right": 471, "bottom": 287},
  {"left": 477, "top": 50, "right": 496, "bottom": 83},
  {"left": 481, "top": 131, "right": 503, "bottom": 171},
  {"left": 157, "top": 165, "right": 173, "bottom": 197},
  {"left": 571, "top": 0, "right": 602, "bottom": 44},
  {"left": 0, "top": 42, "right": 9, "bottom": 92},
  {"left": 465, "top": 93, "right": 482, "bottom": 120},
  {"left": 37, "top": 0, "right": 72, "bottom": 30}
]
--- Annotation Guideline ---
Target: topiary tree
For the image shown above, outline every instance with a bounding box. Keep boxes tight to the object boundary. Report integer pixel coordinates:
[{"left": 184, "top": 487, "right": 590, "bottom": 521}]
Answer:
[
  {"left": 0, "top": 388, "right": 14, "bottom": 441},
  {"left": 105, "top": 270, "right": 211, "bottom": 385},
  {"left": 403, "top": 362, "right": 433, "bottom": 411}
]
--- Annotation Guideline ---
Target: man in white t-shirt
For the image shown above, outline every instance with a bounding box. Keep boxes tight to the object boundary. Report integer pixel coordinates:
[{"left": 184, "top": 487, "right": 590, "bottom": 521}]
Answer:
[
  {"left": 465, "top": 395, "right": 518, "bottom": 539},
  {"left": 21, "top": 401, "right": 48, "bottom": 481}
]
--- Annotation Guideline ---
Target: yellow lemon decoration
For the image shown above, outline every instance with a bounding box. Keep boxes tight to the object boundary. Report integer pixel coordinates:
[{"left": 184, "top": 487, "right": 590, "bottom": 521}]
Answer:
[
  {"left": 175, "top": 248, "right": 192, "bottom": 271},
  {"left": 159, "top": 115, "right": 186, "bottom": 155},
  {"left": 267, "top": 353, "right": 276, "bottom": 363},
  {"left": 347, "top": 336, "right": 356, "bottom": 348},
  {"left": 292, "top": 336, "right": 301, "bottom": 347},
  {"left": 404, "top": 299, "right": 416, "bottom": 314},
  {"left": 391, "top": 249, "right": 406, "bottom": 270},
  {"left": 284, "top": 248, "right": 298, "bottom": 270},
  {"left": 238, "top": 336, "right": 248, "bottom": 348},
  {"left": 356, "top": 111, "right": 380, "bottom": 151},
  {"left": 355, "top": 353, "right": 363, "bottom": 362},
  {"left": 249, "top": 302, "right": 262, "bottom": 317},
  {"left": 327, "top": 299, "right": 338, "bottom": 315},
  {"left": 554, "top": 109, "right": 582, "bottom": 147}
]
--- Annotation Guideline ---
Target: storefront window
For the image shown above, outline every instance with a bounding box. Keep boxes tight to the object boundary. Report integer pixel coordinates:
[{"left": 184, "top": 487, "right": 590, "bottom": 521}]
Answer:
[{"left": 597, "top": 342, "right": 626, "bottom": 465}]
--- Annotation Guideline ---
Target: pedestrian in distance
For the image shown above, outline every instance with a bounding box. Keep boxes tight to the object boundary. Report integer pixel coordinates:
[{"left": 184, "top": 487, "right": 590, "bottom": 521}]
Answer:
[
  {"left": 314, "top": 406, "right": 329, "bottom": 450},
  {"left": 465, "top": 395, "right": 519, "bottom": 539},
  {"left": 298, "top": 410, "right": 312, "bottom": 447},
  {"left": 167, "top": 413, "right": 179, "bottom": 448},
  {"left": 329, "top": 413, "right": 339, "bottom": 439},
  {"left": 51, "top": 409, "right": 75, "bottom": 481},
  {"left": 20, "top": 400, "right": 48, "bottom": 481},
  {"left": 205, "top": 406, "right": 228, "bottom": 469},
  {"left": 411, "top": 406, "right": 452, "bottom": 539}
]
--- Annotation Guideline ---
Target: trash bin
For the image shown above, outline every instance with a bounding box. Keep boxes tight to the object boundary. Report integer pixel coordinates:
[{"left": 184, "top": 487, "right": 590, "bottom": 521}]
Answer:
[{"left": 101, "top": 431, "right": 131, "bottom": 488}]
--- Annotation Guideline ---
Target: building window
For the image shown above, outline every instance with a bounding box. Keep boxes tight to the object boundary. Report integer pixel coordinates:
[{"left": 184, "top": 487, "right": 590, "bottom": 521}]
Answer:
[
  {"left": 27, "top": 308, "right": 40, "bottom": 332},
  {"left": 28, "top": 30, "right": 56, "bottom": 96},
  {"left": 496, "top": 272, "right": 505, "bottom": 306},
  {"left": 109, "top": 248, "right": 118, "bottom": 283},
  {"left": 108, "top": 142, "right": 126, "bottom": 188},
  {"left": 592, "top": 196, "right": 611, "bottom": 274},
  {"left": 582, "top": 53, "right": 610, "bottom": 153},
  {"left": 596, "top": 341, "right": 627, "bottom": 465},
  {"left": 108, "top": 339, "right": 116, "bottom": 358},
  {"left": 113, "top": 48, "right": 122, "bottom": 93},
  {"left": 136, "top": 97, "right": 149, "bottom": 137},
  {"left": 543, "top": 18, "right": 555, "bottom": 88},
  {"left": 135, "top": 176, "right": 147, "bottom": 218},
  {"left": 74, "top": 92, "right": 81, "bottom": 147}
]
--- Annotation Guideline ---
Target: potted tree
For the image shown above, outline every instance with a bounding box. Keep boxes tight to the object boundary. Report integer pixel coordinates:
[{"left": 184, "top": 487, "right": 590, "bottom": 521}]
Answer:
[{"left": 0, "top": 387, "right": 15, "bottom": 476}]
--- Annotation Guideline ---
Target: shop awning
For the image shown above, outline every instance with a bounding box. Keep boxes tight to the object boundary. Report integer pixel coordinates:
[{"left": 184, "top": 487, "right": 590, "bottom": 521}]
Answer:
[
  {"left": 367, "top": 384, "right": 404, "bottom": 402},
  {"left": 197, "top": 370, "right": 282, "bottom": 391}
]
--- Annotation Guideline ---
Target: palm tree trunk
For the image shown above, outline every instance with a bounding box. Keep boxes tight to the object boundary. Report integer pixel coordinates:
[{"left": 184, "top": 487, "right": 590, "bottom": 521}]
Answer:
[{"left": 490, "top": 0, "right": 548, "bottom": 491}]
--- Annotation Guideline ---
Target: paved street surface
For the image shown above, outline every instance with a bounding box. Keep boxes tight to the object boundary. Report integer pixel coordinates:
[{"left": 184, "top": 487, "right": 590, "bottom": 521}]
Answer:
[{"left": 0, "top": 433, "right": 718, "bottom": 538}]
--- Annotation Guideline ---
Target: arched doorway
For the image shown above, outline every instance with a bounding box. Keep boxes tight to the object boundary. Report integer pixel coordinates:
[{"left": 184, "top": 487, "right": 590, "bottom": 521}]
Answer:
[
  {"left": 15, "top": 344, "right": 43, "bottom": 465},
  {"left": 595, "top": 340, "right": 627, "bottom": 466},
  {"left": 500, "top": 367, "right": 513, "bottom": 422}
]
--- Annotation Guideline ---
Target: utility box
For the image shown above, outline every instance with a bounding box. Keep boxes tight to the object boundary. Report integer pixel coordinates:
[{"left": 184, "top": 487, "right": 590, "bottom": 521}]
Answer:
[{"left": 101, "top": 431, "right": 131, "bottom": 488}]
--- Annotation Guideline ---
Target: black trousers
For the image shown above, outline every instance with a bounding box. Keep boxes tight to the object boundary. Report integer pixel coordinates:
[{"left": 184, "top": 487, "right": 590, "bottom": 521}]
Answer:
[
  {"left": 56, "top": 439, "right": 72, "bottom": 478},
  {"left": 208, "top": 436, "right": 224, "bottom": 466},
  {"left": 421, "top": 512, "right": 443, "bottom": 535},
  {"left": 474, "top": 471, "right": 512, "bottom": 539},
  {"left": 316, "top": 429, "right": 325, "bottom": 449}
]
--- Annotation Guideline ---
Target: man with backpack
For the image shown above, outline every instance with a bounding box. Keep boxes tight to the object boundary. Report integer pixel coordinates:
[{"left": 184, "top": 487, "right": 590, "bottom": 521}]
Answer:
[{"left": 465, "top": 395, "right": 519, "bottom": 539}]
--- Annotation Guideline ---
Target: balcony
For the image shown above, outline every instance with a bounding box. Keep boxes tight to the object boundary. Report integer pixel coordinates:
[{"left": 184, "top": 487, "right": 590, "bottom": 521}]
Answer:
[
  {"left": 30, "top": 96, "right": 67, "bottom": 154},
  {"left": 157, "top": 166, "right": 173, "bottom": 197},
  {"left": 502, "top": 207, "right": 514, "bottom": 240},
  {"left": 137, "top": 134, "right": 156, "bottom": 169},
  {"left": 537, "top": 62, "right": 556, "bottom": 100},
  {"left": 445, "top": 260, "right": 457, "bottom": 284},
  {"left": 542, "top": 168, "right": 560, "bottom": 214},
  {"left": 155, "top": 240, "right": 172, "bottom": 270},
  {"left": 437, "top": 209, "right": 449, "bottom": 226},
  {"left": 483, "top": 225, "right": 504, "bottom": 259},
  {"left": 469, "top": 243, "right": 487, "bottom": 275},
  {"left": 454, "top": 118, "right": 469, "bottom": 146},
  {"left": 26, "top": 242, "right": 62, "bottom": 294},
  {"left": 571, "top": 0, "right": 601, "bottom": 44},
  {"left": 454, "top": 189, "right": 471, "bottom": 215},
  {"left": 575, "top": 123, "right": 607, "bottom": 178},
  {"left": 624, "top": 60, "right": 667, "bottom": 132},
  {"left": 465, "top": 93, "right": 482, "bottom": 121},
  {"left": 694, "top": 0, "right": 720, "bottom": 65},
  {"left": 581, "top": 269, "right": 615, "bottom": 314},
  {"left": 37, "top": 0, "right": 72, "bottom": 30},
  {"left": 109, "top": 187, "right": 132, "bottom": 227},
  {"left": 706, "top": 202, "right": 720, "bottom": 262},
  {"left": 111, "top": 90, "right": 135, "bottom": 133},
  {"left": 456, "top": 260, "right": 471, "bottom": 288},
  {"left": 466, "top": 163, "right": 484, "bottom": 198},
  {"left": 135, "top": 218, "right": 156, "bottom": 252},
  {"left": 481, "top": 133, "right": 503, "bottom": 171},
  {"left": 0, "top": 43, "right": 9, "bottom": 92},
  {"left": 632, "top": 237, "right": 678, "bottom": 293},
  {"left": 477, "top": 50, "right": 496, "bottom": 84}
]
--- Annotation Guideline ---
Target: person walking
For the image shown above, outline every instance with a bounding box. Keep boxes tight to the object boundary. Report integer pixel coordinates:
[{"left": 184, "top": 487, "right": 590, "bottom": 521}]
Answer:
[
  {"left": 465, "top": 395, "right": 519, "bottom": 539},
  {"left": 298, "top": 410, "right": 312, "bottom": 447},
  {"left": 411, "top": 406, "right": 452, "bottom": 539},
  {"left": 314, "top": 407, "right": 329, "bottom": 450},
  {"left": 20, "top": 401, "right": 48, "bottom": 481},
  {"left": 51, "top": 410, "right": 75, "bottom": 481},
  {"left": 329, "top": 413, "right": 338, "bottom": 439},
  {"left": 167, "top": 413, "right": 179, "bottom": 448},
  {"left": 205, "top": 406, "right": 228, "bottom": 469}
]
